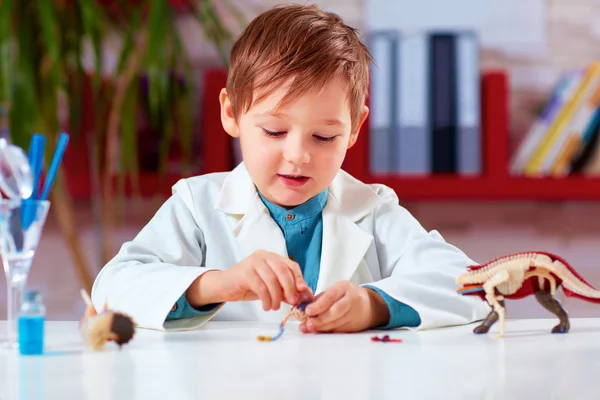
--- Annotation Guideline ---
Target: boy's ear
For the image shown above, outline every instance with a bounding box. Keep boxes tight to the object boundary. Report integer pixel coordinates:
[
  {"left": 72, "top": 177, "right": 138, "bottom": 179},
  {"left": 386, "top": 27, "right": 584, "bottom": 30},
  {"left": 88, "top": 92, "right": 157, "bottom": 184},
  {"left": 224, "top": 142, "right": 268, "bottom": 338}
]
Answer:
[
  {"left": 347, "top": 105, "right": 369, "bottom": 149},
  {"left": 220, "top": 88, "right": 240, "bottom": 138}
]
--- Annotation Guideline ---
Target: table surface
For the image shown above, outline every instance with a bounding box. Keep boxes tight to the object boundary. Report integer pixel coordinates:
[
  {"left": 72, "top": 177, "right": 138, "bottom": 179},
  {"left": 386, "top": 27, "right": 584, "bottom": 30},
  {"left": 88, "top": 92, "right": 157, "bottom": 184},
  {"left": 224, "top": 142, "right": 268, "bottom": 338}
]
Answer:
[{"left": 1, "top": 318, "right": 599, "bottom": 400}]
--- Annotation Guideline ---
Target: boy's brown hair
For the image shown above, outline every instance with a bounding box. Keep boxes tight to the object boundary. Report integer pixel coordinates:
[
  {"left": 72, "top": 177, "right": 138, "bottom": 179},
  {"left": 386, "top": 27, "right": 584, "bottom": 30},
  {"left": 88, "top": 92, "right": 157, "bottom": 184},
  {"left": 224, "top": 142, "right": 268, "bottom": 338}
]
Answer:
[{"left": 226, "top": 4, "right": 372, "bottom": 131}]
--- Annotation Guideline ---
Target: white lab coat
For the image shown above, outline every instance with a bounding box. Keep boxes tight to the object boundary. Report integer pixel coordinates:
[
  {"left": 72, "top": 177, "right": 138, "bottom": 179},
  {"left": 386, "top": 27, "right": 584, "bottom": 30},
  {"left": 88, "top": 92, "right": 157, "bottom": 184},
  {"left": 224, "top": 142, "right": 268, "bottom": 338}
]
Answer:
[{"left": 92, "top": 162, "right": 490, "bottom": 331}]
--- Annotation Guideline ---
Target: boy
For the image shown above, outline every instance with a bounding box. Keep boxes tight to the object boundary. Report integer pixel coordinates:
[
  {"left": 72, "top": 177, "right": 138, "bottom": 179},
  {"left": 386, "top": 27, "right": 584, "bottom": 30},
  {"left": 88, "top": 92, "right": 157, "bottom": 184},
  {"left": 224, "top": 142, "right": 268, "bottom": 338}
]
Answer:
[{"left": 91, "top": 4, "right": 489, "bottom": 333}]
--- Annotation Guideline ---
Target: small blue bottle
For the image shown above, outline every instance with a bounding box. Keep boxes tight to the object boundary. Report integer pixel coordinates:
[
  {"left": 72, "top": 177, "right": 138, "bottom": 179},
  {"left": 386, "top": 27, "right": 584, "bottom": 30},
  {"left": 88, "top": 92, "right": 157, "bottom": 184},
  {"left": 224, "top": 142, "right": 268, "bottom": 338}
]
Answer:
[{"left": 18, "top": 289, "right": 46, "bottom": 355}]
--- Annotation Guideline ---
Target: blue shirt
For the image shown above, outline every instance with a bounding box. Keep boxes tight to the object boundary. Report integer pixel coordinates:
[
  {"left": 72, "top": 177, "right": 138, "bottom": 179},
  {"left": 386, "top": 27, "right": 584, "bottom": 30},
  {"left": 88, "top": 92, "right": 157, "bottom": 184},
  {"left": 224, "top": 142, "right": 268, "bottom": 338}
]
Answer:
[
  {"left": 167, "top": 189, "right": 421, "bottom": 329},
  {"left": 258, "top": 190, "right": 326, "bottom": 293}
]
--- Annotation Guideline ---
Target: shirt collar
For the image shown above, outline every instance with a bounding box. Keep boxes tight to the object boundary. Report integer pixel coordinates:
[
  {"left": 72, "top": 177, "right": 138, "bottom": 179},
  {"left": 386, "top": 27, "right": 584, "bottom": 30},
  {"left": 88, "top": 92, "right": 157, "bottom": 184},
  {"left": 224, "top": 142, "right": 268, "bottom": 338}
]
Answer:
[
  {"left": 259, "top": 189, "right": 328, "bottom": 223},
  {"left": 215, "top": 162, "right": 382, "bottom": 222}
]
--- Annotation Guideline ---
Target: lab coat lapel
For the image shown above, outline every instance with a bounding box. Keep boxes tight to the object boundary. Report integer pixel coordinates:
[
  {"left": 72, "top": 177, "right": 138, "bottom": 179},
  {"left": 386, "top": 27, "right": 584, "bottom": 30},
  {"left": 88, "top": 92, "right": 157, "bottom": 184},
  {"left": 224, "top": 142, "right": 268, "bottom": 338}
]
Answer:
[
  {"left": 232, "top": 194, "right": 288, "bottom": 259},
  {"left": 215, "top": 163, "right": 288, "bottom": 259},
  {"left": 315, "top": 173, "right": 381, "bottom": 294}
]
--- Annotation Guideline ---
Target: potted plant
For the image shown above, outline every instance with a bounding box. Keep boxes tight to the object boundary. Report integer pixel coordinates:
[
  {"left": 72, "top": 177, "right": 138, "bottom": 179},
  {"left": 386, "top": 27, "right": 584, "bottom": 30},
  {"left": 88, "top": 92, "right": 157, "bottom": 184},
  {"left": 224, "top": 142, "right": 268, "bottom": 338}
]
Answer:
[{"left": 0, "top": 0, "right": 245, "bottom": 291}]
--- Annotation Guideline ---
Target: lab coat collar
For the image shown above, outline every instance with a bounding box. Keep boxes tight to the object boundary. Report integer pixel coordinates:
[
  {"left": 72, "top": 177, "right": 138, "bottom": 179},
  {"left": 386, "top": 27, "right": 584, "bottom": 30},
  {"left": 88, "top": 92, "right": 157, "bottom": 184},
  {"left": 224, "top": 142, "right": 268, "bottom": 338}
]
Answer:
[{"left": 215, "top": 162, "right": 381, "bottom": 222}]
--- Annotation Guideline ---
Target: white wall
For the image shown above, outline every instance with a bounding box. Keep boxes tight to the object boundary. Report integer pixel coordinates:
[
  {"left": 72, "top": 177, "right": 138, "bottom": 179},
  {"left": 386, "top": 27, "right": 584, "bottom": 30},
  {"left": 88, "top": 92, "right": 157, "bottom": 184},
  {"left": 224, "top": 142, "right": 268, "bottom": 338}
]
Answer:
[{"left": 366, "top": 0, "right": 548, "bottom": 58}]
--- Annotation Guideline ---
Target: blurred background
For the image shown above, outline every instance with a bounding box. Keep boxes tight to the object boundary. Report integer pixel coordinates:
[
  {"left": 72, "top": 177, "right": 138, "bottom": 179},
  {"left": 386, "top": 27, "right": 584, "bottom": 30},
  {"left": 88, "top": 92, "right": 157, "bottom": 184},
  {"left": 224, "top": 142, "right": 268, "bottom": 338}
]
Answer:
[{"left": 1, "top": 0, "right": 600, "bottom": 321}]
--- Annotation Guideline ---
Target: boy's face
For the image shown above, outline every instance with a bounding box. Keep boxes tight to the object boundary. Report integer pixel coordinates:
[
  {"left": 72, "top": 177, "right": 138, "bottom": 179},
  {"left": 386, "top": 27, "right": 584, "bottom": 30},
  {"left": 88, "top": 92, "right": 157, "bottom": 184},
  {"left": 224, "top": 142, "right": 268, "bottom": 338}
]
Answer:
[{"left": 220, "top": 77, "right": 369, "bottom": 208}]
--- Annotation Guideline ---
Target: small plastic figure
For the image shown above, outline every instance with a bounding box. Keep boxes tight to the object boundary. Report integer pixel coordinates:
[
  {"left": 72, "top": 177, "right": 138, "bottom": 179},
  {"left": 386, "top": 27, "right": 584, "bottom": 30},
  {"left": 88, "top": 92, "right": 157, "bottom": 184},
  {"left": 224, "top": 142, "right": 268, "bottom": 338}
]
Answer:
[
  {"left": 79, "top": 289, "right": 136, "bottom": 350},
  {"left": 257, "top": 301, "right": 311, "bottom": 341},
  {"left": 370, "top": 335, "right": 402, "bottom": 343},
  {"left": 456, "top": 251, "right": 600, "bottom": 335}
]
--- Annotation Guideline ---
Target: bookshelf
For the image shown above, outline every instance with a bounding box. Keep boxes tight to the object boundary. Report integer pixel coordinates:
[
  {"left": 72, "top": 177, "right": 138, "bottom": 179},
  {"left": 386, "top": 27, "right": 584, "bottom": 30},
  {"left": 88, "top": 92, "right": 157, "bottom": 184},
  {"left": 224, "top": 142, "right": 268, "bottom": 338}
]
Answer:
[
  {"left": 342, "top": 70, "right": 600, "bottom": 201},
  {"left": 63, "top": 68, "right": 600, "bottom": 201}
]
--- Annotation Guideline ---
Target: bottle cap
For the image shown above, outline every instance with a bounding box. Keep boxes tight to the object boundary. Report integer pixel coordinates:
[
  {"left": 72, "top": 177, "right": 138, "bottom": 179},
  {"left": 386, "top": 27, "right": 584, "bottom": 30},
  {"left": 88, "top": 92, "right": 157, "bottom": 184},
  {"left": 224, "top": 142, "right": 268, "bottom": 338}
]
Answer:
[{"left": 23, "top": 289, "right": 41, "bottom": 303}]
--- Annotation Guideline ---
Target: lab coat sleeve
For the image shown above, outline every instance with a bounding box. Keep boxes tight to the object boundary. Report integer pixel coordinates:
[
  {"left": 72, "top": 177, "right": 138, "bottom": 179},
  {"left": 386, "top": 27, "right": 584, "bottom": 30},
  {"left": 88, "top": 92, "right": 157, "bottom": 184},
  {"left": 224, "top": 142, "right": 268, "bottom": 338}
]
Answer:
[
  {"left": 364, "top": 187, "right": 491, "bottom": 330},
  {"left": 91, "top": 180, "right": 224, "bottom": 331},
  {"left": 362, "top": 285, "right": 421, "bottom": 328},
  {"left": 166, "top": 293, "right": 221, "bottom": 321}
]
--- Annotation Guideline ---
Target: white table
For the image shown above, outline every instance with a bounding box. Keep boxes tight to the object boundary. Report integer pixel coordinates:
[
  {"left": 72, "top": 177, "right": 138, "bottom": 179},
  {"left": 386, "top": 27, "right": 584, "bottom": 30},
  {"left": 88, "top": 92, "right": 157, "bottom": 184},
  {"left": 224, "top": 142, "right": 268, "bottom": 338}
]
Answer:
[{"left": 1, "top": 319, "right": 600, "bottom": 399}]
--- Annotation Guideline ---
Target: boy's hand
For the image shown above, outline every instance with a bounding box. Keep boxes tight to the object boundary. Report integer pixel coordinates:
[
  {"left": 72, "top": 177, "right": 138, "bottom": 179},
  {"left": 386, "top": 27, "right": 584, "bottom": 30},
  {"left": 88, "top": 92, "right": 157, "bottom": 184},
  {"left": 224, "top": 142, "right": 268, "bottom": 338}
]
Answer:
[
  {"left": 188, "top": 250, "right": 313, "bottom": 311},
  {"left": 299, "top": 281, "right": 389, "bottom": 333}
]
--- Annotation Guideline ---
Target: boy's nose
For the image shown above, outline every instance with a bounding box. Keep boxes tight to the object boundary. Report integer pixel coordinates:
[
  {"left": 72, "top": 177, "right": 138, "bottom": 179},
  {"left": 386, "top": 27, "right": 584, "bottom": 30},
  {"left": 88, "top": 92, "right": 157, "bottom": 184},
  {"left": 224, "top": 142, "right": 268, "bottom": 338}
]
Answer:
[{"left": 283, "top": 142, "right": 310, "bottom": 164}]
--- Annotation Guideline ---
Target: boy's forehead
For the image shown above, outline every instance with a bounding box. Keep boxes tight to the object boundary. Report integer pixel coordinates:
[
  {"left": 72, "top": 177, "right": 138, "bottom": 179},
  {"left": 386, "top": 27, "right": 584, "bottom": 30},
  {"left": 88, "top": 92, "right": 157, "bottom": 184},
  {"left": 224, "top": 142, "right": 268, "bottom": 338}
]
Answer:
[
  {"left": 251, "top": 77, "right": 295, "bottom": 108},
  {"left": 254, "top": 108, "right": 347, "bottom": 128},
  {"left": 248, "top": 74, "right": 351, "bottom": 114}
]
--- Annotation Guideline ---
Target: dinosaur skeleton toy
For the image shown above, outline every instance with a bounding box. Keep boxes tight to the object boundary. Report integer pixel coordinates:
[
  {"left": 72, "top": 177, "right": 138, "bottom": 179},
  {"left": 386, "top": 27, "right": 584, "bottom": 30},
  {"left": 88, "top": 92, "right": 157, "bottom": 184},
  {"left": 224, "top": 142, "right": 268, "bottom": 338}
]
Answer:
[{"left": 456, "top": 251, "right": 600, "bottom": 335}]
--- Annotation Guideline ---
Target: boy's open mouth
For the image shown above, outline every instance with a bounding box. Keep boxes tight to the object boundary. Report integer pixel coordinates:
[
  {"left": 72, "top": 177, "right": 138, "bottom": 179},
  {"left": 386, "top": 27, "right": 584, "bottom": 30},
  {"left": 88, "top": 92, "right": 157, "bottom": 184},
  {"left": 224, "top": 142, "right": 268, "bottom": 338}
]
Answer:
[
  {"left": 277, "top": 174, "right": 309, "bottom": 187},
  {"left": 279, "top": 174, "right": 307, "bottom": 179}
]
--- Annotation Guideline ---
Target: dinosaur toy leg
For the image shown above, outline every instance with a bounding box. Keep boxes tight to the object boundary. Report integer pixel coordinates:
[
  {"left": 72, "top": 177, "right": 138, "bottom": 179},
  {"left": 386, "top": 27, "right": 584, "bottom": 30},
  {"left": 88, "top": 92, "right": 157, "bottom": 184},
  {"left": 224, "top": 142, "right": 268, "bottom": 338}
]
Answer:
[
  {"left": 525, "top": 268, "right": 557, "bottom": 296},
  {"left": 534, "top": 288, "right": 569, "bottom": 333},
  {"left": 473, "top": 299, "right": 505, "bottom": 334},
  {"left": 482, "top": 270, "right": 510, "bottom": 335}
]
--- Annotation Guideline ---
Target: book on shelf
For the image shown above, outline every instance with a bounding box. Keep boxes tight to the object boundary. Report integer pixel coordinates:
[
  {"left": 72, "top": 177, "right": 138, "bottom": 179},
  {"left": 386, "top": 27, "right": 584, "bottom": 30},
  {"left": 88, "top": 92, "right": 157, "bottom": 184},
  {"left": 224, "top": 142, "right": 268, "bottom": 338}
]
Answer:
[{"left": 510, "top": 61, "right": 600, "bottom": 177}]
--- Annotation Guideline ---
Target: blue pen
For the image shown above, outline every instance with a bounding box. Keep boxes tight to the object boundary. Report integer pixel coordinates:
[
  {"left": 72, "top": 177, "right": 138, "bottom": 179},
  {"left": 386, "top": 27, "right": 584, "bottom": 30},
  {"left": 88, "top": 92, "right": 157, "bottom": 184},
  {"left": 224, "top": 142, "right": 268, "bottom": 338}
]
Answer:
[
  {"left": 21, "top": 134, "right": 46, "bottom": 231},
  {"left": 27, "top": 134, "right": 45, "bottom": 200},
  {"left": 39, "top": 133, "right": 69, "bottom": 201}
]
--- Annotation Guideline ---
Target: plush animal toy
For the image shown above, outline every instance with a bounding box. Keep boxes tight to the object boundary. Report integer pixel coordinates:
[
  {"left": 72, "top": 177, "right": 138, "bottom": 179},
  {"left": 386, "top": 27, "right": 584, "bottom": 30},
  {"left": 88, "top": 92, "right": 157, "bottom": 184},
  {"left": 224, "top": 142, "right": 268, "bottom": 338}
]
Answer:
[{"left": 79, "top": 289, "right": 136, "bottom": 350}]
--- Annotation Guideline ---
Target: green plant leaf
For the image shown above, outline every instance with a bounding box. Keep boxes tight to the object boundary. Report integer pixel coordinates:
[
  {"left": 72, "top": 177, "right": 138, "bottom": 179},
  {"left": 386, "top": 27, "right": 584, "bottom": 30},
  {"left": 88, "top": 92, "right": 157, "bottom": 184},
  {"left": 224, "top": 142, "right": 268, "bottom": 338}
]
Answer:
[
  {"left": 191, "top": 0, "right": 234, "bottom": 64},
  {"left": 145, "top": 0, "right": 171, "bottom": 121},
  {"left": 118, "top": 76, "right": 139, "bottom": 209},
  {"left": 79, "top": 0, "right": 105, "bottom": 93},
  {"left": 10, "top": 0, "right": 40, "bottom": 147},
  {"left": 177, "top": 82, "right": 194, "bottom": 175},
  {"left": 0, "top": 0, "right": 14, "bottom": 105},
  {"left": 4, "top": 0, "right": 245, "bottom": 201},
  {"left": 37, "top": 0, "right": 62, "bottom": 141},
  {"left": 222, "top": 0, "right": 248, "bottom": 31}
]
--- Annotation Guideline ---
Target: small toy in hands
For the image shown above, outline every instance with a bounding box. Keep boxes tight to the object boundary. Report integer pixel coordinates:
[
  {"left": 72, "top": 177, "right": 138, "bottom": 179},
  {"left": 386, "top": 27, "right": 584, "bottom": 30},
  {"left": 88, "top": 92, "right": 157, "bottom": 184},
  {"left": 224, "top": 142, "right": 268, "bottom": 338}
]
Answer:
[
  {"left": 370, "top": 335, "right": 402, "bottom": 343},
  {"left": 456, "top": 251, "right": 600, "bottom": 336},
  {"left": 257, "top": 302, "right": 310, "bottom": 341},
  {"left": 79, "top": 289, "right": 136, "bottom": 350}
]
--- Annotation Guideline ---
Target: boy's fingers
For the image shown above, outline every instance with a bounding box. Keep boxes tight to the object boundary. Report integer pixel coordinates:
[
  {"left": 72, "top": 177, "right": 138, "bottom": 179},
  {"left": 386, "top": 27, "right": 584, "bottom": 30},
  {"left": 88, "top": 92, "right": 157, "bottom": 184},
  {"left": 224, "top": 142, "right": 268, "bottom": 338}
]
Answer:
[
  {"left": 285, "top": 257, "right": 302, "bottom": 277},
  {"left": 271, "top": 254, "right": 311, "bottom": 303},
  {"left": 298, "top": 285, "right": 314, "bottom": 303},
  {"left": 282, "top": 256, "right": 309, "bottom": 287},
  {"left": 299, "top": 321, "right": 309, "bottom": 333},
  {"left": 307, "top": 296, "right": 350, "bottom": 329},
  {"left": 309, "top": 310, "right": 350, "bottom": 333},
  {"left": 247, "top": 271, "right": 271, "bottom": 311},
  {"left": 296, "top": 280, "right": 311, "bottom": 292},
  {"left": 256, "top": 264, "right": 282, "bottom": 310},
  {"left": 268, "top": 260, "right": 299, "bottom": 304},
  {"left": 329, "top": 320, "right": 354, "bottom": 333},
  {"left": 305, "top": 285, "right": 344, "bottom": 316}
]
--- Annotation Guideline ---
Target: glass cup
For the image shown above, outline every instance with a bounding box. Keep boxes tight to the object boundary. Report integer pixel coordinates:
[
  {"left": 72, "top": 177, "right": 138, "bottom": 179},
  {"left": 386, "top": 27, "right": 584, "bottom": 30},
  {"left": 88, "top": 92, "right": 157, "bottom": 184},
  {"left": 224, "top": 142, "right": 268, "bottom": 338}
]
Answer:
[{"left": 0, "top": 199, "right": 50, "bottom": 349}]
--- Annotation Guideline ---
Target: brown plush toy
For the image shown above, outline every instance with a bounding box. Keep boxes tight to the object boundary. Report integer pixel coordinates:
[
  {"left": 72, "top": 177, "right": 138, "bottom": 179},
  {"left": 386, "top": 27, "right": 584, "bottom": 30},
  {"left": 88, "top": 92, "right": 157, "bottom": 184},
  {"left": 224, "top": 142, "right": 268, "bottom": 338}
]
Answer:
[{"left": 79, "top": 289, "right": 136, "bottom": 351}]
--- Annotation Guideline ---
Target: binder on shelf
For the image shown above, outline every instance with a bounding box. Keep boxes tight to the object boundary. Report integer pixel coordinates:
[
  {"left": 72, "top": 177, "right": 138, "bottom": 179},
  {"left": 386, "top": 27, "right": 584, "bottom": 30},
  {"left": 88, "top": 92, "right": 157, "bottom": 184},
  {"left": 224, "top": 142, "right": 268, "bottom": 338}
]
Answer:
[
  {"left": 396, "top": 32, "right": 430, "bottom": 174},
  {"left": 428, "top": 32, "right": 458, "bottom": 173},
  {"left": 367, "top": 31, "right": 398, "bottom": 174},
  {"left": 455, "top": 31, "right": 481, "bottom": 175}
]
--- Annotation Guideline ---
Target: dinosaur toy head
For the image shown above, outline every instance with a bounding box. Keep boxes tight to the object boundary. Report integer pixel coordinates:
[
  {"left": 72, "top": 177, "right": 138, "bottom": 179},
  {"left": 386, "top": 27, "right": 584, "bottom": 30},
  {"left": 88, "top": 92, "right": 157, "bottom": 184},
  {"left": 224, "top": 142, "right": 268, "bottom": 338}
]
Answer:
[
  {"left": 456, "top": 266, "right": 486, "bottom": 285},
  {"left": 455, "top": 266, "right": 488, "bottom": 296}
]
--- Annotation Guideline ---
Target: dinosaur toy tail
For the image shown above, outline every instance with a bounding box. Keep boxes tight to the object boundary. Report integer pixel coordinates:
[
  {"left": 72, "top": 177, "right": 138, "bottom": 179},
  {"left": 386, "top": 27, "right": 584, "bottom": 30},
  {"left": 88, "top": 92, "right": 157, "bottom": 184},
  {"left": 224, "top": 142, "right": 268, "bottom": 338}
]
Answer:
[
  {"left": 562, "top": 282, "right": 600, "bottom": 304},
  {"left": 548, "top": 254, "right": 600, "bottom": 304}
]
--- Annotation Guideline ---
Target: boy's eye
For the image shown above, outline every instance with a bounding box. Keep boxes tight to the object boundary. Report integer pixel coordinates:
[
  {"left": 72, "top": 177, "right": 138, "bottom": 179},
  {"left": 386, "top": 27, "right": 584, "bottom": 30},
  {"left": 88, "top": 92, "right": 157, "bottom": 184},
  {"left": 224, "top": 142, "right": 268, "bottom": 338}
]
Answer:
[
  {"left": 261, "top": 128, "right": 286, "bottom": 138},
  {"left": 314, "top": 135, "right": 335, "bottom": 143}
]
